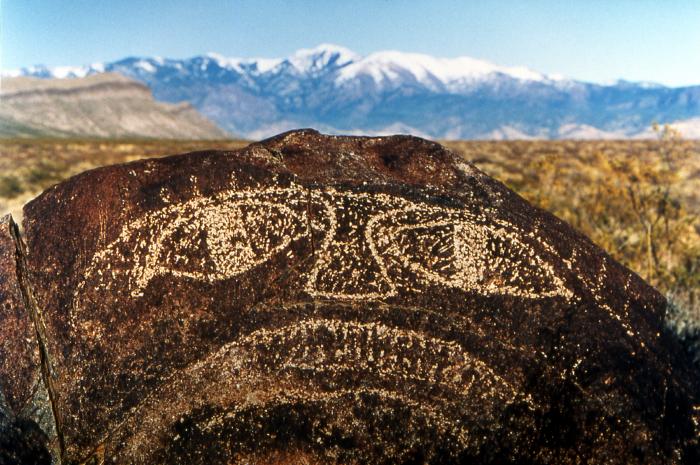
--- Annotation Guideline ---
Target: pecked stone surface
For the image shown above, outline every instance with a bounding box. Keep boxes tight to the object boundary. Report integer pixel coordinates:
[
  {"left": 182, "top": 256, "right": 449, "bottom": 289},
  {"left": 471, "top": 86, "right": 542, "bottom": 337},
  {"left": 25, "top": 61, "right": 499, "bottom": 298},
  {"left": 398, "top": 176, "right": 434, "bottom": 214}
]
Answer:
[{"left": 15, "top": 129, "right": 700, "bottom": 463}]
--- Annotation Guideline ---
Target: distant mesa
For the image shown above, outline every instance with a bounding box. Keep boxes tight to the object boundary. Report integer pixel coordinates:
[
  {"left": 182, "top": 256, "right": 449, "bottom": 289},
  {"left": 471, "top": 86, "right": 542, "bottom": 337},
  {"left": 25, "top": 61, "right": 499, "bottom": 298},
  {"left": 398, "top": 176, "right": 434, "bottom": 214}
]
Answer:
[
  {"left": 0, "top": 73, "right": 229, "bottom": 139},
  {"left": 1, "top": 130, "right": 699, "bottom": 463}
]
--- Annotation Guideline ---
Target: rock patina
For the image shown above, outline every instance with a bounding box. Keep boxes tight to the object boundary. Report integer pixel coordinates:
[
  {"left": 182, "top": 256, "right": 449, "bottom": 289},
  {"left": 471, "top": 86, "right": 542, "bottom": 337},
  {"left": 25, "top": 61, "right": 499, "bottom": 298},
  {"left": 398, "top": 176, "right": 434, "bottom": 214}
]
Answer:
[
  {"left": 1, "top": 130, "right": 699, "bottom": 464},
  {"left": 0, "top": 216, "right": 55, "bottom": 464}
]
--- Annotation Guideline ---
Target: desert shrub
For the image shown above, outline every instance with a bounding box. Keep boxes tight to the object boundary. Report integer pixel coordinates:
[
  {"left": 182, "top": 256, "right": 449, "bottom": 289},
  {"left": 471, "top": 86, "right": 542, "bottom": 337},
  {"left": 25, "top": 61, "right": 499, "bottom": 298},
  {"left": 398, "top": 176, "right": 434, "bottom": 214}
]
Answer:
[
  {"left": 0, "top": 175, "right": 24, "bottom": 199},
  {"left": 25, "top": 159, "right": 66, "bottom": 187}
]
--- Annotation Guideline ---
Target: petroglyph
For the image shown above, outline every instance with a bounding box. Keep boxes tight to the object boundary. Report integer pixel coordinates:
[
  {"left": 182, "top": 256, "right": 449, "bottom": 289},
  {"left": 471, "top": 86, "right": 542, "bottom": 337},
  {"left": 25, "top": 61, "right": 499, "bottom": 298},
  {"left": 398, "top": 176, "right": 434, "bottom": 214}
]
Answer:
[
  {"left": 233, "top": 318, "right": 521, "bottom": 402},
  {"left": 15, "top": 131, "right": 700, "bottom": 463},
  {"left": 303, "top": 190, "right": 397, "bottom": 300},
  {"left": 77, "top": 186, "right": 309, "bottom": 302},
  {"left": 87, "top": 303, "right": 533, "bottom": 458},
  {"left": 76, "top": 185, "right": 572, "bottom": 310},
  {"left": 103, "top": 317, "right": 524, "bottom": 460},
  {"left": 364, "top": 198, "right": 572, "bottom": 300}
]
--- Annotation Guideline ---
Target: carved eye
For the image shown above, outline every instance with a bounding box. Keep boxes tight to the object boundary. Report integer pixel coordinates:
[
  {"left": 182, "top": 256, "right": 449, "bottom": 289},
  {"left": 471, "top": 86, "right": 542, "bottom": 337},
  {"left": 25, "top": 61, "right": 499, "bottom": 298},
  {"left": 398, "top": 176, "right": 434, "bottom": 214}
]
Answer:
[
  {"left": 380, "top": 219, "right": 484, "bottom": 288},
  {"left": 368, "top": 204, "right": 567, "bottom": 298},
  {"left": 77, "top": 189, "right": 309, "bottom": 302},
  {"left": 367, "top": 207, "right": 472, "bottom": 291},
  {"left": 155, "top": 200, "right": 306, "bottom": 283}
]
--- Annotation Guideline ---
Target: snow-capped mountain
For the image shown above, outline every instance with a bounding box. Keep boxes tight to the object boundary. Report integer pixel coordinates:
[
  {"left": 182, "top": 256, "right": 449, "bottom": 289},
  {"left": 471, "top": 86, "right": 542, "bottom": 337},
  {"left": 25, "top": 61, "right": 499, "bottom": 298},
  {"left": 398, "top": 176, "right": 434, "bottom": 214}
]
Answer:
[{"left": 5, "top": 44, "right": 700, "bottom": 139}]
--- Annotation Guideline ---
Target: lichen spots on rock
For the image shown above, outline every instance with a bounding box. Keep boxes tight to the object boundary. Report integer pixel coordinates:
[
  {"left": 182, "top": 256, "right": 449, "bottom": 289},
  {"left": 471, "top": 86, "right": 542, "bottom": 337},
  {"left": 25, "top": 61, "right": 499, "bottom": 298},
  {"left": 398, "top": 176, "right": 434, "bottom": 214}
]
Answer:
[{"left": 12, "top": 130, "right": 700, "bottom": 464}]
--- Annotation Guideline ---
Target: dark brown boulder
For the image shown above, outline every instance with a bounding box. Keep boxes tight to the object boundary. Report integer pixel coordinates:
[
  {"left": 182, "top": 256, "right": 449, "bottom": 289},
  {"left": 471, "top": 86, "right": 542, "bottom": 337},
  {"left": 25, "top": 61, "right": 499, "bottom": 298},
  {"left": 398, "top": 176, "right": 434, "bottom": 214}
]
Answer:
[
  {"left": 0, "top": 216, "right": 38, "bottom": 421},
  {"left": 0, "top": 216, "right": 55, "bottom": 464},
  {"left": 3, "top": 130, "right": 699, "bottom": 463}
]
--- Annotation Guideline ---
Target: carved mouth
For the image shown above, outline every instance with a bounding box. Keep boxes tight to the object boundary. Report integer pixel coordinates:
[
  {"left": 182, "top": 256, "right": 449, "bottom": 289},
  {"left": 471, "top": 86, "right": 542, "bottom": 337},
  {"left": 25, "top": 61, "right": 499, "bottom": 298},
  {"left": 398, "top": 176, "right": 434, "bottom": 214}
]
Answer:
[{"left": 99, "top": 314, "right": 527, "bottom": 462}]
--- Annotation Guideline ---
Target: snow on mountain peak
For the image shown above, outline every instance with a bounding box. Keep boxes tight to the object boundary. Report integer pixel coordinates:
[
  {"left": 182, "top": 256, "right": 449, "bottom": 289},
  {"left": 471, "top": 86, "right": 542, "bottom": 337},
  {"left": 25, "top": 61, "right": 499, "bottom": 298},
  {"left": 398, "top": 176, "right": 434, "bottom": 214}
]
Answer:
[
  {"left": 51, "top": 66, "right": 87, "bottom": 78},
  {"left": 251, "top": 58, "right": 284, "bottom": 73},
  {"left": 288, "top": 43, "right": 360, "bottom": 72},
  {"left": 4, "top": 45, "right": 566, "bottom": 87},
  {"left": 90, "top": 62, "right": 106, "bottom": 73},
  {"left": 336, "top": 50, "right": 548, "bottom": 89},
  {"left": 9, "top": 63, "right": 105, "bottom": 79},
  {"left": 204, "top": 52, "right": 243, "bottom": 70},
  {"left": 204, "top": 52, "right": 283, "bottom": 74},
  {"left": 296, "top": 43, "right": 359, "bottom": 60},
  {"left": 134, "top": 60, "right": 157, "bottom": 73}
]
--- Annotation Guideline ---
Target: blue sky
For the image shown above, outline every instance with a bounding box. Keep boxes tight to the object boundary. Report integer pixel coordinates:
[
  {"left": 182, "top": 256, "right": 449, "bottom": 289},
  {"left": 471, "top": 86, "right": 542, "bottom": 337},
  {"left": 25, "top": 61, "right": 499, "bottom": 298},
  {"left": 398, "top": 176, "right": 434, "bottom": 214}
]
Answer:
[{"left": 2, "top": 0, "right": 699, "bottom": 86}]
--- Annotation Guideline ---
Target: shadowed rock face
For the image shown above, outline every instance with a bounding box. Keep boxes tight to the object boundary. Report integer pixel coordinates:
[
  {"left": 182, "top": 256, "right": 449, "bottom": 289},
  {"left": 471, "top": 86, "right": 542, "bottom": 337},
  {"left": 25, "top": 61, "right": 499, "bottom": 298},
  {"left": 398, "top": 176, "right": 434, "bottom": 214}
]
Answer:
[
  {"left": 0, "top": 216, "right": 54, "bottom": 464},
  {"left": 2, "top": 130, "right": 698, "bottom": 463},
  {"left": 0, "top": 399, "right": 52, "bottom": 465},
  {"left": 0, "top": 216, "right": 38, "bottom": 420}
]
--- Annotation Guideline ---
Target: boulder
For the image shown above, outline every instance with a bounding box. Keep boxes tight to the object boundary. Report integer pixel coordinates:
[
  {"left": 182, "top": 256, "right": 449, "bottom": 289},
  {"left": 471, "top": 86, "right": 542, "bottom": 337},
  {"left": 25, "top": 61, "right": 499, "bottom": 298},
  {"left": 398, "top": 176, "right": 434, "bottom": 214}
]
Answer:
[
  {"left": 2, "top": 130, "right": 699, "bottom": 463},
  {"left": 0, "top": 216, "right": 55, "bottom": 464}
]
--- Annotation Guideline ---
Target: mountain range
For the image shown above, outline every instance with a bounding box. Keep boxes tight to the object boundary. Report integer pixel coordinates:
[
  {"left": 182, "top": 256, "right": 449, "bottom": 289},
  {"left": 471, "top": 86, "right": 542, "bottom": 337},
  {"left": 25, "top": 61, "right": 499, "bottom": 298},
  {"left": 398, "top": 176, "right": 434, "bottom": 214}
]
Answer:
[{"left": 4, "top": 44, "right": 700, "bottom": 139}]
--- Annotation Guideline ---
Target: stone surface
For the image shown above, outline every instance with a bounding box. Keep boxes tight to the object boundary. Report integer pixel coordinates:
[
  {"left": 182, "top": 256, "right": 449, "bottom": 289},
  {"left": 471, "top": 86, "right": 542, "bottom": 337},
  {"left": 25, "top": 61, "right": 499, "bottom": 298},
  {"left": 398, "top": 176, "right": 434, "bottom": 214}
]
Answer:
[
  {"left": 0, "top": 215, "right": 55, "bottom": 463},
  {"left": 10, "top": 129, "right": 700, "bottom": 463},
  {"left": 0, "top": 215, "right": 38, "bottom": 416},
  {"left": 0, "top": 391, "right": 51, "bottom": 465}
]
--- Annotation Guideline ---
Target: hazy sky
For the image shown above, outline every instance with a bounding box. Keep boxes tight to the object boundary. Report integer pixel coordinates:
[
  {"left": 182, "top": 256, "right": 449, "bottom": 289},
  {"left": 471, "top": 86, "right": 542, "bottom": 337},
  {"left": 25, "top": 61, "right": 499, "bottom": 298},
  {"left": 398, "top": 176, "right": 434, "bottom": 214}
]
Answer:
[{"left": 2, "top": 0, "right": 699, "bottom": 86}]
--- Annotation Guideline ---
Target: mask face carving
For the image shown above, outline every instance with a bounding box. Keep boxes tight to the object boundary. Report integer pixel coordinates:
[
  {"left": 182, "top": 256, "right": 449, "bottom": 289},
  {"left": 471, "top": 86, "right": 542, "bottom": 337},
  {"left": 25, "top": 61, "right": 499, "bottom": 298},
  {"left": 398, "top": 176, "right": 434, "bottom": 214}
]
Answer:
[
  {"left": 18, "top": 130, "right": 686, "bottom": 465},
  {"left": 75, "top": 184, "right": 571, "bottom": 316}
]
